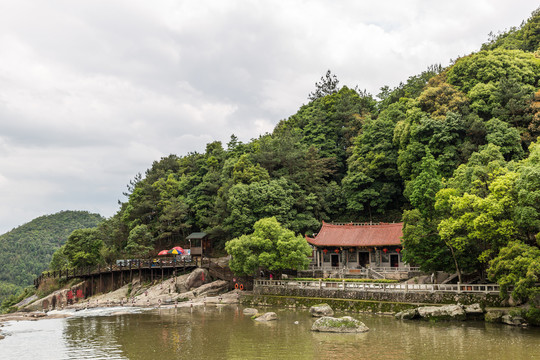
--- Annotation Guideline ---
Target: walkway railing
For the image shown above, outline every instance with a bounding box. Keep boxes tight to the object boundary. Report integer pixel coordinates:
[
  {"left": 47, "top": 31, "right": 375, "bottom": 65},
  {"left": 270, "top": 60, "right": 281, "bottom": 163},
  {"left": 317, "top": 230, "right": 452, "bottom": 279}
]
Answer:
[
  {"left": 255, "top": 279, "right": 500, "bottom": 294},
  {"left": 34, "top": 257, "right": 198, "bottom": 287}
]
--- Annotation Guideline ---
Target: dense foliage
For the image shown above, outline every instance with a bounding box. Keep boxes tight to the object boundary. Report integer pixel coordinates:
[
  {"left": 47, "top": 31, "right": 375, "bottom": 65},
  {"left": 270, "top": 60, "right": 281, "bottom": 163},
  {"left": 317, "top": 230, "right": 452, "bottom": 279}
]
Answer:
[
  {"left": 225, "top": 217, "right": 312, "bottom": 276},
  {"left": 0, "top": 211, "right": 103, "bottom": 305},
  {"left": 44, "top": 8, "right": 540, "bottom": 302}
]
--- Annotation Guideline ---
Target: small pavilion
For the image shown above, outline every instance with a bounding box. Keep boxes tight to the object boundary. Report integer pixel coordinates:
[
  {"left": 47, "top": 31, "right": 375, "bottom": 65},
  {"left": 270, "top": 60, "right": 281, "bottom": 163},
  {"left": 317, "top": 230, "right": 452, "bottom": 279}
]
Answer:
[
  {"left": 305, "top": 222, "right": 407, "bottom": 270},
  {"left": 186, "top": 232, "right": 211, "bottom": 258}
]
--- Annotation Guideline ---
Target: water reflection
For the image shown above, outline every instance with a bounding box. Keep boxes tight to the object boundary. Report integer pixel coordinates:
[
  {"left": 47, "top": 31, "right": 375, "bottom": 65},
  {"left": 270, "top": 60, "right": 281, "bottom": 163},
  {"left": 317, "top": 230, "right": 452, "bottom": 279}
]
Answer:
[{"left": 1, "top": 306, "right": 539, "bottom": 360}]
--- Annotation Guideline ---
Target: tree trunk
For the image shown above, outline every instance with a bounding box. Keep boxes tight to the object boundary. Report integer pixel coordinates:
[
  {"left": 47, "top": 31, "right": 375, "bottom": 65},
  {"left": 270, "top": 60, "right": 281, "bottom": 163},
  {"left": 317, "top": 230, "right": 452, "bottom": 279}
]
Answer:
[{"left": 448, "top": 245, "right": 462, "bottom": 284}]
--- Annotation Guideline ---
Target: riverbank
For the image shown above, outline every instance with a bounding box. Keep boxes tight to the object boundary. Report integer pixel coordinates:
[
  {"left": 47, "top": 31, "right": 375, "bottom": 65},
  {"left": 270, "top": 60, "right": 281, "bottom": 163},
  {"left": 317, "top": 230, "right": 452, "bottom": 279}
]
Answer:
[{"left": 0, "top": 267, "right": 242, "bottom": 340}]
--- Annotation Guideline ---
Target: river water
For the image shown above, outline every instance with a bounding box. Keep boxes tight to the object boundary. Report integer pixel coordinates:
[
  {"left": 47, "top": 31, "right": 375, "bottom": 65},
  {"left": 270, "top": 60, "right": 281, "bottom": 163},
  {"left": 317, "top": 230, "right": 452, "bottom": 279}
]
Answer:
[{"left": 1, "top": 306, "right": 539, "bottom": 360}]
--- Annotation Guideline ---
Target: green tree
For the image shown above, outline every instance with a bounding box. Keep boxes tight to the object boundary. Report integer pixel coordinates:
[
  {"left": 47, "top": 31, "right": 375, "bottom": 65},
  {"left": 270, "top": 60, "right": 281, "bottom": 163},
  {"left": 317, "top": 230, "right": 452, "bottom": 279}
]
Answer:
[
  {"left": 125, "top": 224, "right": 154, "bottom": 257},
  {"left": 308, "top": 70, "right": 340, "bottom": 101},
  {"left": 488, "top": 240, "right": 540, "bottom": 303},
  {"left": 225, "top": 217, "right": 312, "bottom": 276},
  {"left": 436, "top": 167, "right": 518, "bottom": 281},
  {"left": 482, "top": 8, "right": 540, "bottom": 52},
  {"left": 514, "top": 140, "right": 540, "bottom": 244},
  {"left": 343, "top": 106, "right": 403, "bottom": 218},
  {"left": 485, "top": 118, "right": 524, "bottom": 160},
  {"left": 63, "top": 228, "right": 104, "bottom": 268},
  {"left": 401, "top": 209, "right": 454, "bottom": 273},
  {"left": 406, "top": 149, "right": 442, "bottom": 219}
]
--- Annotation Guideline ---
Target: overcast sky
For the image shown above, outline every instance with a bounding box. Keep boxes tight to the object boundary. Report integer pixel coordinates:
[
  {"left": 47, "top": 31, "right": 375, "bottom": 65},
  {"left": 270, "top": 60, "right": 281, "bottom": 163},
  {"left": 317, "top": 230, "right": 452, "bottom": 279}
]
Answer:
[{"left": 0, "top": 1, "right": 537, "bottom": 233}]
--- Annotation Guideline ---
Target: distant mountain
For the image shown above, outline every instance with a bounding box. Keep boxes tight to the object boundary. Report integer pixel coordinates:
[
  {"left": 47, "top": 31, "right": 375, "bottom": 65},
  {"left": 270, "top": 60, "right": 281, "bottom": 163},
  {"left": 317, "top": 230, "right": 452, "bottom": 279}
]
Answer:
[{"left": 0, "top": 210, "right": 103, "bottom": 304}]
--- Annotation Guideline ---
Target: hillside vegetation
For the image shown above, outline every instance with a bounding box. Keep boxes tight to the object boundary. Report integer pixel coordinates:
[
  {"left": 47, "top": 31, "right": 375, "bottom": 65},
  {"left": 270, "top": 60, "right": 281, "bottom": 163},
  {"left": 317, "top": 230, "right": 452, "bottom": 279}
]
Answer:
[
  {"left": 50, "top": 9, "right": 540, "bottom": 303},
  {"left": 0, "top": 211, "right": 103, "bottom": 304}
]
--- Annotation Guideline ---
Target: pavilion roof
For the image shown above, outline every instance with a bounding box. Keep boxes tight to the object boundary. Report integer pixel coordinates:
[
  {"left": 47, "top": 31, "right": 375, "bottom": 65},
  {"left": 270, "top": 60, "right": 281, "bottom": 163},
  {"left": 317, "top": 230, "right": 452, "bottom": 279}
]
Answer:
[
  {"left": 306, "top": 222, "right": 403, "bottom": 247},
  {"left": 186, "top": 232, "right": 208, "bottom": 240}
]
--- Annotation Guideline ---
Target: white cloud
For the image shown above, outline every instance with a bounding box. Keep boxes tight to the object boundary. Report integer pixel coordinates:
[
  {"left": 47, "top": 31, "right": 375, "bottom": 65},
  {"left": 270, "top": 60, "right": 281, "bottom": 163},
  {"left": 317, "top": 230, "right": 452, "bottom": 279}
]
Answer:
[{"left": 0, "top": 0, "right": 538, "bottom": 232}]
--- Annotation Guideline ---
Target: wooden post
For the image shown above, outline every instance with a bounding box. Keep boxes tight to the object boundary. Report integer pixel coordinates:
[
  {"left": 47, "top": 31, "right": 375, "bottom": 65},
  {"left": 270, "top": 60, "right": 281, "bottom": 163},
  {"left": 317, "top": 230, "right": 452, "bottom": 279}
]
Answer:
[
  {"left": 120, "top": 264, "right": 124, "bottom": 287},
  {"left": 98, "top": 265, "right": 102, "bottom": 294},
  {"left": 161, "top": 259, "right": 164, "bottom": 282},
  {"left": 111, "top": 263, "right": 114, "bottom": 292}
]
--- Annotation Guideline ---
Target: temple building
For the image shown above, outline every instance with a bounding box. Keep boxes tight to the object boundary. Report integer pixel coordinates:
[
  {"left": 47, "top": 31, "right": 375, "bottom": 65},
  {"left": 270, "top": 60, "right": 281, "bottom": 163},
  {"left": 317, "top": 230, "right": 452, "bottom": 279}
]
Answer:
[{"left": 305, "top": 221, "right": 408, "bottom": 271}]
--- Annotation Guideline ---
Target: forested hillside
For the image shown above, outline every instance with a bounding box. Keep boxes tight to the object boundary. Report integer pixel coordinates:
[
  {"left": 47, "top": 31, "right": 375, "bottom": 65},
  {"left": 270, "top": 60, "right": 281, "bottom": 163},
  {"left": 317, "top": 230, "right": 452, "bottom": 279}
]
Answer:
[
  {"left": 51, "top": 9, "right": 540, "bottom": 303},
  {"left": 0, "top": 211, "right": 103, "bottom": 304}
]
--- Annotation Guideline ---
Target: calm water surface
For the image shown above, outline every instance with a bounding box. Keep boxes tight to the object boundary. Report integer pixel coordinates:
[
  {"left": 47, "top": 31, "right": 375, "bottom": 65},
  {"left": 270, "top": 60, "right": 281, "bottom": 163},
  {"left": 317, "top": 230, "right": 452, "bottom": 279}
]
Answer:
[{"left": 1, "top": 306, "right": 539, "bottom": 360}]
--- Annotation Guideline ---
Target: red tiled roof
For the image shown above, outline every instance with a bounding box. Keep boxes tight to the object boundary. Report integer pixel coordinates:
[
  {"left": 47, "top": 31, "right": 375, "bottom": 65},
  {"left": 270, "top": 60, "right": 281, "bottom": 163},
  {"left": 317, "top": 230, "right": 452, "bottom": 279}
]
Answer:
[{"left": 306, "top": 222, "right": 403, "bottom": 247}]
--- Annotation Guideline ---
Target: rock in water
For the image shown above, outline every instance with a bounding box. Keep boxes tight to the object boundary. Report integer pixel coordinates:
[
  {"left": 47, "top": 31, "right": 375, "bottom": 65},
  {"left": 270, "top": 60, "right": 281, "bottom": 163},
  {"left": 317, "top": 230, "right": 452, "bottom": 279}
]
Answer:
[
  {"left": 417, "top": 305, "right": 466, "bottom": 321},
  {"left": 243, "top": 308, "right": 259, "bottom": 316},
  {"left": 502, "top": 314, "right": 528, "bottom": 327},
  {"left": 309, "top": 303, "right": 334, "bottom": 317},
  {"left": 464, "top": 303, "right": 483, "bottom": 315},
  {"left": 485, "top": 310, "right": 503, "bottom": 323},
  {"left": 186, "top": 268, "right": 210, "bottom": 290},
  {"left": 311, "top": 316, "right": 369, "bottom": 333},
  {"left": 395, "top": 308, "right": 419, "bottom": 320},
  {"left": 254, "top": 312, "right": 278, "bottom": 322}
]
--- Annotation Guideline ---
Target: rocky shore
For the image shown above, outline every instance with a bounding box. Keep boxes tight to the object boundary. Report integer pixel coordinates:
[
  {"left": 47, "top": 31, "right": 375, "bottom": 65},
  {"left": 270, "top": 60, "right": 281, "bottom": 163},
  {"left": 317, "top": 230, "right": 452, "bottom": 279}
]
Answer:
[{"left": 0, "top": 267, "right": 241, "bottom": 339}]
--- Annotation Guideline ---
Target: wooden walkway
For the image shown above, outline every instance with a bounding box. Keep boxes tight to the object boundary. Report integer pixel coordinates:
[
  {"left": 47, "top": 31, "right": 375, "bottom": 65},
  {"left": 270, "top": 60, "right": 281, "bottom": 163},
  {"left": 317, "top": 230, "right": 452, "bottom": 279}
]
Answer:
[{"left": 34, "top": 258, "right": 198, "bottom": 289}]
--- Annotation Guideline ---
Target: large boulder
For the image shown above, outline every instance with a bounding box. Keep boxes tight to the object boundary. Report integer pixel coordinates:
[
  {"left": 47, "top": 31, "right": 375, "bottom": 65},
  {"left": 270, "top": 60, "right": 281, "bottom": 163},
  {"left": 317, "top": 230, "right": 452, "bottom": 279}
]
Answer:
[
  {"left": 309, "top": 303, "right": 334, "bottom": 317},
  {"left": 417, "top": 305, "right": 466, "bottom": 321},
  {"left": 243, "top": 308, "right": 259, "bottom": 316},
  {"left": 485, "top": 310, "right": 503, "bottom": 323},
  {"left": 186, "top": 268, "right": 210, "bottom": 290},
  {"left": 464, "top": 303, "right": 484, "bottom": 320},
  {"left": 311, "top": 316, "right": 369, "bottom": 333},
  {"left": 395, "top": 308, "right": 419, "bottom": 320},
  {"left": 254, "top": 312, "right": 278, "bottom": 322},
  {"left": 191, "top": 280, "right": 228, "bottom": 297}
]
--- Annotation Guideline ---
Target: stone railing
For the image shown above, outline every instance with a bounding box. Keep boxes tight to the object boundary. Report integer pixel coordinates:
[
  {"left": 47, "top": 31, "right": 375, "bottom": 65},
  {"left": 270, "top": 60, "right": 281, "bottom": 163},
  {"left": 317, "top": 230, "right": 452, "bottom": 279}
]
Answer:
[{"left": 254, "top": 279, "right": 500, "bottom": 294}]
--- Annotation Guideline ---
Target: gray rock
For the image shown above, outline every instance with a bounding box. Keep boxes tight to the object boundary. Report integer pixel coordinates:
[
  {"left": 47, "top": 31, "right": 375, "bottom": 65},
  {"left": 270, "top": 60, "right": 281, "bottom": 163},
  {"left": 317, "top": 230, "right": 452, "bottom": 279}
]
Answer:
[
  {"left": 192, "top": 280, "right": 228, "bottom": 297},
  {"left": 186, "top": 268, "right": 210, "bottom": 290},
  {"left": 254, "top": 312, "right": 278, "bottom": 322},
  {"left": 485, "top": 310, "right": 503, "bottom": 323},
  {"left": 309, "top": 303, "right": 334, "bottom": 317},
  {"left": 464, "top": 303, "right": 483, "bottom": 314},
  {"left": 243, "top": 308, "right": 259, "bottom": 316},
  {"left": 417, "top": 305, "right": 466, "bottom": 321},
  {"left": 502, "top": 314, "right": 528, "bottom": 327},
  {"left": 395, "top": 308, "right": 418, "bottom": 320},
  {"left": 311, "top": 316, "right": 369, "bottom": 333}
]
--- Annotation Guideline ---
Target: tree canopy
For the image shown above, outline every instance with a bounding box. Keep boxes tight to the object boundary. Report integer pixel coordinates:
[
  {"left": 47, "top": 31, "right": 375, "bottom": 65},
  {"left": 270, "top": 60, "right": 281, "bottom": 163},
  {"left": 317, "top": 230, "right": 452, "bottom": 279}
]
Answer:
[{"left": 225, "top": 217, "right": 312, "bottom": 276}]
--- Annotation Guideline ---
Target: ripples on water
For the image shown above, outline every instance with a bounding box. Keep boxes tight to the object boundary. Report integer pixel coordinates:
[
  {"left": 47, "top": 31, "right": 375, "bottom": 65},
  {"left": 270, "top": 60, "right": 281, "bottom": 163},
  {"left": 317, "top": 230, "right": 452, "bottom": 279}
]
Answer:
[{"left": 1, "top": 306, "right": 539, "bottom": 360}]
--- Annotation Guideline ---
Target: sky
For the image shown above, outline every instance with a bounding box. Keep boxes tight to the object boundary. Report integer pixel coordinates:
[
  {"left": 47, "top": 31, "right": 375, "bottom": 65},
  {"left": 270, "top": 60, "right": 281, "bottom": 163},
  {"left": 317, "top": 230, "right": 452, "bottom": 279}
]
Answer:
[{"left": 0, "top": 0, "right": 537, "bottom": 234}]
